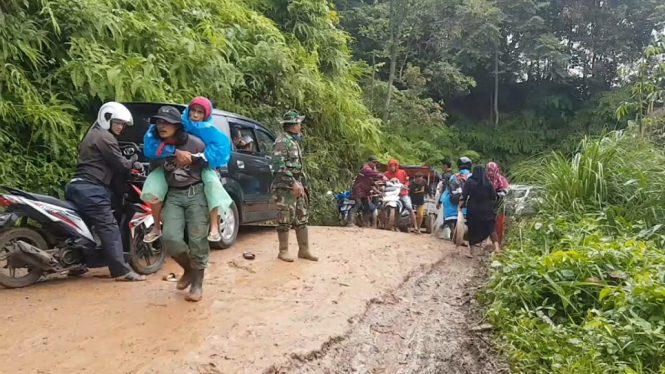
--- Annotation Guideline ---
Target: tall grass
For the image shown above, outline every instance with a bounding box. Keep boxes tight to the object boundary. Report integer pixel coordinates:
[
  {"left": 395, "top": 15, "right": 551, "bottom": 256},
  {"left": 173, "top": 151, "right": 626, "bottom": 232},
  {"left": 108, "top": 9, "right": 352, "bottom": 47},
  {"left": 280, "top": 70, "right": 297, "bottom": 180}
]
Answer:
[
  {"left": 485, "top": 131, "right": 665, "bottom": 374},
  {"left": 513, "top": 131, "right": 665, "bottom": 227}
]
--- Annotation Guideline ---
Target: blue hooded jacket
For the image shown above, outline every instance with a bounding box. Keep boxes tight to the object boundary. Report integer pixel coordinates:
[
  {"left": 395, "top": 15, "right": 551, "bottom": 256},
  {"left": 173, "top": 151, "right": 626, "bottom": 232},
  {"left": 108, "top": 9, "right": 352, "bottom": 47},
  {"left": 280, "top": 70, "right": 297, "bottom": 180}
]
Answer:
[
  {"left": 143, "top": 102, "right": 231, "bottom": 168},
  {"left": 441, "top": 169, "right": 471, "bottom": 220}
]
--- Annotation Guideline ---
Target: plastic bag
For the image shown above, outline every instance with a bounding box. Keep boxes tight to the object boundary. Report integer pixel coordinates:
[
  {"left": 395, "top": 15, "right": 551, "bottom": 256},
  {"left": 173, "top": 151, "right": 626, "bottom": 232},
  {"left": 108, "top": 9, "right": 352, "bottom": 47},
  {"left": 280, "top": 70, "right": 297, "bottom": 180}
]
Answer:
[
  {"left": 141, "top": 167, "right": 168, "bottom": 204},
  {"left": 442, "top": 226, "right": 452, "bottom": 240},
  {"left": 202, "top": 168, "right": 233, "bottom": 213},
  {"left": 453, "top": 211, "right": 466, "bottom": 247},
  {"left": 431, "top": 204, "right": 446, "bottom": 239}
]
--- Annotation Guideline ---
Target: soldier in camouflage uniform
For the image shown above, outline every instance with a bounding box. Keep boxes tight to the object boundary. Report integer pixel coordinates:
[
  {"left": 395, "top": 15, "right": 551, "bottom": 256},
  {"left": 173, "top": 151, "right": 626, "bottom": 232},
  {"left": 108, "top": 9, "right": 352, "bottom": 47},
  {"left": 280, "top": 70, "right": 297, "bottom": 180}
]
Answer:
[{"left": 271, "top": 110, "right": 318, "bottom": 262}]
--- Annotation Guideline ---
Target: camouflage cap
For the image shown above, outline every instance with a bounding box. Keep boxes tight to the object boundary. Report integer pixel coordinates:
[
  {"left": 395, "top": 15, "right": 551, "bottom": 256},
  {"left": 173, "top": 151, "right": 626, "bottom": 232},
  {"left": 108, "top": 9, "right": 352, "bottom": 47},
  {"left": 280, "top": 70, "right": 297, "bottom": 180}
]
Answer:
[{"left": 280, "top": 109, "right": 305, "bottom": 125}]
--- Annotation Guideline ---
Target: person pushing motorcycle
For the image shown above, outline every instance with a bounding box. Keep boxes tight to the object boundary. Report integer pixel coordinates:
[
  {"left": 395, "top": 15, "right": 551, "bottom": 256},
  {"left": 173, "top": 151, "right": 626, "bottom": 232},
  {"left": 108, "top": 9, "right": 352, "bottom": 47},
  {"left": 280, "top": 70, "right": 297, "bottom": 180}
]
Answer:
[
  {"left": 384, "top": 159, "right": 419, "bottom": 233},
  {"left": 348, "top": 156, "right": 386, "bottom": 227},
  {"left": 64, "top": 102, "right": 146, "bottom": 282}
]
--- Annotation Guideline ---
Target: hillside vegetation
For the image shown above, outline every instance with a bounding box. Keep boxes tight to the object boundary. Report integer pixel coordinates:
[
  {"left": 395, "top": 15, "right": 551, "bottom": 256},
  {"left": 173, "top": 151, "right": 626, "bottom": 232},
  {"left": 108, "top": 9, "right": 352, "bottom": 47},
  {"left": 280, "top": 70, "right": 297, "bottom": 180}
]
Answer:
[{"left": 484, "top": 41, "right": 665, "bottom": 373}]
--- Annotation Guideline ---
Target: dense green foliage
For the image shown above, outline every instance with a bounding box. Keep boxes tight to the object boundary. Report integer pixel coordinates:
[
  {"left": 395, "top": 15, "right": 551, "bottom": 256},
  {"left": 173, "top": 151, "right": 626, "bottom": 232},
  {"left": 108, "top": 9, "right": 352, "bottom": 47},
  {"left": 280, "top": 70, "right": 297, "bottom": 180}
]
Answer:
[
  {"left": 484, "top": 41, "right": 665, "bottom": 373},
  {"left": 334, "top": 0, "right": 664, "bottom": 166},
  {"left": 0, "top": 0, "right": 384, "bottom": 222}
]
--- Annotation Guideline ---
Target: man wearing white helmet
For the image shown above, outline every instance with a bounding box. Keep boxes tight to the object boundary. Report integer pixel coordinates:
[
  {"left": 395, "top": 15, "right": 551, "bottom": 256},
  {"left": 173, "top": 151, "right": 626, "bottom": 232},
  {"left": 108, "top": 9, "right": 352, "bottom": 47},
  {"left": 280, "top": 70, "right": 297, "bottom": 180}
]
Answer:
[{"left": 64, "top": 102, "right": 146, "bottom": 282}]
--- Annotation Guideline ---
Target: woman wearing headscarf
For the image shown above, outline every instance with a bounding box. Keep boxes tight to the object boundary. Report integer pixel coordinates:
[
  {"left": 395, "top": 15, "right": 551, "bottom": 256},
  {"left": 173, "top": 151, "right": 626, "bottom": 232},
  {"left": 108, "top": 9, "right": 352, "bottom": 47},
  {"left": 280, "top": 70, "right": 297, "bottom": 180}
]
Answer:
[
  {"left": 457, "top": 164, "right": 499, "bottom": 258},
  {"left": 486, "top": 162, "right": 509, "bottom": 244}
]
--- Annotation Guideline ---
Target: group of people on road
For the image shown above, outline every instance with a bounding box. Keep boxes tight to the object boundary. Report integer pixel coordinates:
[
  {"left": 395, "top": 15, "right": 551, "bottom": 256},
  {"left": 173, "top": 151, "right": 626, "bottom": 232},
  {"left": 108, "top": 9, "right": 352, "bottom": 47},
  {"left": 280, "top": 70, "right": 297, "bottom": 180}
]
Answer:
[
  {"left": 347, "top": 153, "right": 510, "bottom": 254},
  {"left": 349, "top": 157, "right": 432, "bottom": 233},
  {"left": 67, "top": 97, "right": 317, "bottom": 302},
  {"left": 434, "top": 157, "right": 509, "bottom": 257}
]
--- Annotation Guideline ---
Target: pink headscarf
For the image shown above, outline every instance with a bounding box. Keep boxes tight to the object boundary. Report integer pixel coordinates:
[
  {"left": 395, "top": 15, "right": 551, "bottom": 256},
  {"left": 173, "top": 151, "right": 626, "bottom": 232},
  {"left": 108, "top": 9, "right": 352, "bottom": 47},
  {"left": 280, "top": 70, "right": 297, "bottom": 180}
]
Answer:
[
  {"left": 189, "top": 96, "right": 212, "bottom": 119},
  {"left": 487, "top": 162, "right": 509, "bottom": 190}
]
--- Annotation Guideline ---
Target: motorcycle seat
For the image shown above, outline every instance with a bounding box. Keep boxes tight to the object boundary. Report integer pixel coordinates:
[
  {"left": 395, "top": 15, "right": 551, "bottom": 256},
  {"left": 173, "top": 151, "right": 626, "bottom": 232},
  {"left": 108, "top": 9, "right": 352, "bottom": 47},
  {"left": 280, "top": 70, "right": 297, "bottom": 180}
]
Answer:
[
  {"left": 32, "top": 193, "right": 78, "bottom": 211},
  {"left": 1, "top": 186, "right": 78, "bottom": 211}
]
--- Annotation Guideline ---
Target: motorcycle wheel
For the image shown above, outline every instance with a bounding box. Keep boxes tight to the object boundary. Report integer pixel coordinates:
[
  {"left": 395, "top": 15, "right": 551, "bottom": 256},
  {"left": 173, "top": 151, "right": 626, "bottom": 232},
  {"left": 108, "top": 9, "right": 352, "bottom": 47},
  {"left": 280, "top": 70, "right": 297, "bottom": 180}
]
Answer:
[
  {"left": 0, "top": 228, "right": 46, "bottom": 289},
  {"left": 384, "top": 207, "right": 396, "bottom": 231},
  {"left": 355, "top": 214, "right": 364, "bottom": 227},
  {"left": 129, "top": 225, "right": 166, "bottom": 275}
]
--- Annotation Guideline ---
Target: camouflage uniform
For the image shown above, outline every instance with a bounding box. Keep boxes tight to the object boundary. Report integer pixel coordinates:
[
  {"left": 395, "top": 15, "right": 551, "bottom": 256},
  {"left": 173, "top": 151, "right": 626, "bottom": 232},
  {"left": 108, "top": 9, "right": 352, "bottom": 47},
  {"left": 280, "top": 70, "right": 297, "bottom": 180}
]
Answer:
[
  {"left": 271, "top": 110, "right": 318, "bottom": 262},
  {"left": 272, "top": 132, "right": 309, "bottom": 230}
]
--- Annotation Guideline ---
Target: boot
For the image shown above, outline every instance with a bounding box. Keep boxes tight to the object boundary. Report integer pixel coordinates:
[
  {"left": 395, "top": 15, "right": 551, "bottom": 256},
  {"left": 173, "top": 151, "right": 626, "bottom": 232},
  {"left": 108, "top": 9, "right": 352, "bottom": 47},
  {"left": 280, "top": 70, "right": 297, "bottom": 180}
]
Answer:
[
  {"left": 278, "top": 230, "right": 293, "bottom": 262},
  {"left": 185, "top": 269, "right": 204, "bottom": 302},
  {"left": 172, "top": 254, "right": 193, "bottom": 290},
  {"left": 296, "top": 227, "right": 318, "bottom": 261}
]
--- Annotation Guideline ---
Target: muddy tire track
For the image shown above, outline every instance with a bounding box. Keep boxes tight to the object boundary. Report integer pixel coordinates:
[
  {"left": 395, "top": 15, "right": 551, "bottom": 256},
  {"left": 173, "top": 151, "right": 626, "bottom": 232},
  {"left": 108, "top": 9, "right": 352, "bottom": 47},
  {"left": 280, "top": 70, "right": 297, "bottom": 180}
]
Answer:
[{"left": 266, "top": 254, "right": 507, "bottom": 374}]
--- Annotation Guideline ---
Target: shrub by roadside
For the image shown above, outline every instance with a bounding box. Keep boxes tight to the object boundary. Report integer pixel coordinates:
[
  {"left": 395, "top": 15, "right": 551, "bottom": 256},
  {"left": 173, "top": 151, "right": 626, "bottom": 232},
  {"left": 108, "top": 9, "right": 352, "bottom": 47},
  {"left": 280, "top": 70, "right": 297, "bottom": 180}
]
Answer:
[{"left": 484, "top": 132, "right": 665, "bottom": 374}]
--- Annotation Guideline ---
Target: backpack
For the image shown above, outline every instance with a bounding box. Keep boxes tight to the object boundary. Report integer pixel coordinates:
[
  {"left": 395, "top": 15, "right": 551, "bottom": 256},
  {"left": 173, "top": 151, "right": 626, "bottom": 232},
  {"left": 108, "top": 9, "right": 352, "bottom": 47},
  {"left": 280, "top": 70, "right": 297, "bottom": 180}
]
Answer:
[{"left": 448, "top": 172, "right": 468, "bottom": 205}]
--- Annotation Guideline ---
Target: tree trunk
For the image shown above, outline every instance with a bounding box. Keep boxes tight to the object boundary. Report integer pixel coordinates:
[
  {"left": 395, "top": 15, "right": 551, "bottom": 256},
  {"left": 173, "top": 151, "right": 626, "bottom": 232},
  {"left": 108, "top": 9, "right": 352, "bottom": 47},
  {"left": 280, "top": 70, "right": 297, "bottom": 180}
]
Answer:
[
  {"left": 489, "top": 92, "right": 493, "bottom": 124},
  {"left": 638, "top": 66, "right": 644, "bottom": 136},
  {"left": 398, "top": 51, "right": 410, "bottom": 82},
  {"left": 384, "top": 0, "right": 398, "bottom": 122},
  {"left": 494, "top": 46, "right": 499, "bottom": 127},
  {"left": 384, "top": 47, "right": 397, "bottom": 122},
  {"left": 370, "top": 54, "right": 376, "bottom": 112}
]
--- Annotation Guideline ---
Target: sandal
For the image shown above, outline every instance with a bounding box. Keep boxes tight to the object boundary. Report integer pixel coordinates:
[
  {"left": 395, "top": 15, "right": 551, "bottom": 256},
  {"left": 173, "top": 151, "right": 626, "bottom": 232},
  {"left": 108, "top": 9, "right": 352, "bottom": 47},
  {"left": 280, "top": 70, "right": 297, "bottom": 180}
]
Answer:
[
  {"left": 115, "top": 272, "right": 147, "bottom": 282},
  {"left": 67, "top": 268, "right": 89, "bottom": 277},
  {"left": 163, "top": 273, "right": 178, "bottom": 282},
  {"left": 208, "top": 232, "right": 221, "bottom": 242},
  {"left": 143, "top": 231, "right": 162, "bottom": 244}
]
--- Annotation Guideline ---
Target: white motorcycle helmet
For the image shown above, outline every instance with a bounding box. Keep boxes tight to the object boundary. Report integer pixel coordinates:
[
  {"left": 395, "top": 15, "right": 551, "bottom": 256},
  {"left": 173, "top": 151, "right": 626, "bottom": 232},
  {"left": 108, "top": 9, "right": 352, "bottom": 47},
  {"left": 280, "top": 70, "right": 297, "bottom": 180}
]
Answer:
[{"left": 97, "top": 102, "right": 133, "bottom": 130}]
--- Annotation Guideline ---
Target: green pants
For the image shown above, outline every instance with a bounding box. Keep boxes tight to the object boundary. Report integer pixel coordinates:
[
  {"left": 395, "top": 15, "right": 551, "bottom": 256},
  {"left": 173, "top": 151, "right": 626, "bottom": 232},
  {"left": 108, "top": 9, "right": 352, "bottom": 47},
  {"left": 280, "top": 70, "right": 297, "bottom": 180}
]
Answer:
[
  {"left": 162, "top": 184, "right": 210, "bottom": 269},
  {"left": 273, "top": 188, "right": 308, "bottom": 232}
]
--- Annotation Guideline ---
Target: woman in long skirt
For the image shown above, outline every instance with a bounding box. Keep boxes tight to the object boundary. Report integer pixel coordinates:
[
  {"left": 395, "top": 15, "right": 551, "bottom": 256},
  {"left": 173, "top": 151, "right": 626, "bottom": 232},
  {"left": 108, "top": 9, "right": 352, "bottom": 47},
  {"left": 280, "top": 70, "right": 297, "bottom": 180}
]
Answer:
[
  {"left": 486, "top": 162, "right": 509, "bottom": 243},
  {"left": 458, "top": 164, "right": 499, "bottom": 258}
]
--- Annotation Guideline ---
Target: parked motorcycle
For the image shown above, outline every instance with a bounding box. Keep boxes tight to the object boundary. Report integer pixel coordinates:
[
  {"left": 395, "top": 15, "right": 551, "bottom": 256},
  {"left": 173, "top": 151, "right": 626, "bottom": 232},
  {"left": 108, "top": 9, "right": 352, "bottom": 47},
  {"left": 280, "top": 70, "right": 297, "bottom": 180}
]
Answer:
[
  {"left": 0, "top": 158, "right": 164, "bottom": 289},
  {"left": 378, "top": 180, "right": 412, "bottom": 232},
  {"left": 329, "top": 190, "right": 356, "bottom": 225},
  {"left": 327, "top": 190, "right": 380, "bottom": 227}
]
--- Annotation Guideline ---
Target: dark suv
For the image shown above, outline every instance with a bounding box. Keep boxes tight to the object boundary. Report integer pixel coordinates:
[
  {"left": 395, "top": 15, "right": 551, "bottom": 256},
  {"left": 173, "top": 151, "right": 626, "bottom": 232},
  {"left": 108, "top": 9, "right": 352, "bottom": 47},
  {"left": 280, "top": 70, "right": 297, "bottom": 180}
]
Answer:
[{"left": 107, "top": 102, "right": 279, "bottom": 248}]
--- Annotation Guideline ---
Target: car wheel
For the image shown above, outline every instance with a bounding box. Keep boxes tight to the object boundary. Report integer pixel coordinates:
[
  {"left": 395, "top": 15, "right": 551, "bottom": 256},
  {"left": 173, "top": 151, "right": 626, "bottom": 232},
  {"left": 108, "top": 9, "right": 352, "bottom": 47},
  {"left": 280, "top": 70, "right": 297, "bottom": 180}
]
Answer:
[{"left": 211, "top": 201, "right": 240, "bottom": 249}]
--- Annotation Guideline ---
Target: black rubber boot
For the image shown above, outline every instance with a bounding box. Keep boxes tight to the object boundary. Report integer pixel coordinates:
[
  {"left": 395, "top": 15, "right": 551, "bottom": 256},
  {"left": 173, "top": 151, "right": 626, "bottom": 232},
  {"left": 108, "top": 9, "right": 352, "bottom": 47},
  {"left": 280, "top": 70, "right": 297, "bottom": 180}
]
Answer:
[
  {"left": 172, "top": 254, "right": 193, "bottom": 291},
  {"left": 185, "top": 269, "right": 204, "bottom": 302}
]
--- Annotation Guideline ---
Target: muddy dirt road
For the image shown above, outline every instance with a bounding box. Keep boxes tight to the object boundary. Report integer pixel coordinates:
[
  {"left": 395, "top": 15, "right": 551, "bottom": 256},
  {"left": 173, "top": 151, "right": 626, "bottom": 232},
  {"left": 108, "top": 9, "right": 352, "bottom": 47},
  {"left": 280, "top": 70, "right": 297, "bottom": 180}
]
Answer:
[{"left": 0, "top": 227, "right": 502, "bottom": 374}]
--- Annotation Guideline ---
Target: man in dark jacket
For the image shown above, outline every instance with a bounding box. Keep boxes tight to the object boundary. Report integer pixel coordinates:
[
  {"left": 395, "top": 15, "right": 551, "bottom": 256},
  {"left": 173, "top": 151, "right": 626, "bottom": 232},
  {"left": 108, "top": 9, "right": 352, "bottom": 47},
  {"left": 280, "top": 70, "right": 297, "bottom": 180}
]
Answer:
[
  {"left": 348, "top": 156, "right": 386, "bottom": 227},
  {"left": 65, "top": 102, "right": 145, "bottom": 282}
]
